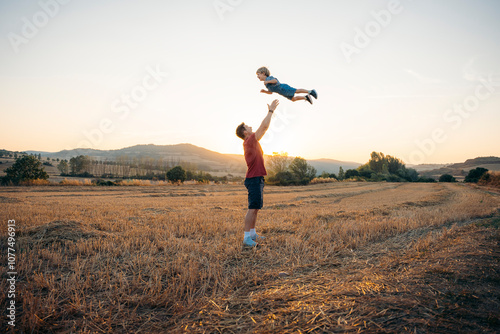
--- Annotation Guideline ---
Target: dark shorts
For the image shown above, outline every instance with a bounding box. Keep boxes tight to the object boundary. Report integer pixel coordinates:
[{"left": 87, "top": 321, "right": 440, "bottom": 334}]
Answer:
[{"left": 244, "top": 176, "right": 265, "bottom": 210}]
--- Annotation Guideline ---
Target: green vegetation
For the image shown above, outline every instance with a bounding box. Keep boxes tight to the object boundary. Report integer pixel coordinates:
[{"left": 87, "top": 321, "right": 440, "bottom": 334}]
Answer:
[
  {"left": 266, "top": 153, "right": 317, "bottom": 185},
  {"left": 166, "top": 166, "right": 187, "bottom": 183},
  {"left": 439, "top": 174, "right": 456, "bottom": 183},
  {"left": 52, "top": 155, "right": 235, "bottom": 183},
  {"left": 465, "top": 167, "right": 489, "bottom": 183},
  {"left": 1, "top": 155, "right": 48, "bottom": 185},
  {"left": 268, "top": 151, "right": 437, "bottom": 186},
  {"left": 331, "top": 152, "right": 424, "bottom": 183}
]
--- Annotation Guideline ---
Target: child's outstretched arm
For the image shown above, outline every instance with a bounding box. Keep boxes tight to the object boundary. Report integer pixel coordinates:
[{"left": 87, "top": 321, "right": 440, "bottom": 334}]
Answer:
[{"left": 260, "top": 89, "right": 273, "bottom": 94}]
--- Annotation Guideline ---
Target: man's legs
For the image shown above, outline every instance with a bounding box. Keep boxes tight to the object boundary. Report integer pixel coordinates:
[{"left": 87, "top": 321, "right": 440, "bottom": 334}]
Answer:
[
  {"left": 243, "top": 177, "right": 264, "bottom": 246},
  {"left": 244, "top": 209, "right": 259, "bottom": 232}
]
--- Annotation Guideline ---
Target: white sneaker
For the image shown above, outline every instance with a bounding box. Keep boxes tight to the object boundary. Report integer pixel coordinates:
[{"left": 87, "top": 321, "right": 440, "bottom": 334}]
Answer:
[
  {"left": 243, "top": 237, "right": 258, "bottom": 247},
  {"left": 251, "top": 234, "right": 266, "bottom": 241}
]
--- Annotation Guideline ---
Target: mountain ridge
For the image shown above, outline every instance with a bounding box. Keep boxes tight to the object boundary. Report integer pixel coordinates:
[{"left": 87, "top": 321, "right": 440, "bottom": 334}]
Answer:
[
  {"left": 9, "top": 145, "right": 499, "bottom": 177},
  {"left": 22, "top": 143, "right": 363, "bottom": 175}
]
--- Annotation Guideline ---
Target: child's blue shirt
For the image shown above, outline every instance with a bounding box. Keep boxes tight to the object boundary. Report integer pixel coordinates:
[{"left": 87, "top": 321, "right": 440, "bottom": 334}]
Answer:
[{"left": 265, "top": 76, "right": 297, "bottom": 100}]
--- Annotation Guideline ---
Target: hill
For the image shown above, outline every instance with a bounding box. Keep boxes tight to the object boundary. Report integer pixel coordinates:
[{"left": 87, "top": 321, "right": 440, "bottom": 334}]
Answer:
[
  {"left": 417, "top": 156, "right": 500, "bottom": 181},
  {"left": 307, "top": 158, "right": 361, "bottom": 174},
  {"left": 408, "top": 163, "right": 450, "bottom": 172},
  {"left": 23, "top": 144, "right": 363, "bottom": 176},
  {"left": 26, "top": 144, "right": 247, "bottom": 174}
]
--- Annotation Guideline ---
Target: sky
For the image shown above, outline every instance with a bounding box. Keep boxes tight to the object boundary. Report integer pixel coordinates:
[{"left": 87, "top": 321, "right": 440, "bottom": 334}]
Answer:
[{"left": 1, "top": 0, "right": 499, "bottom": 164}]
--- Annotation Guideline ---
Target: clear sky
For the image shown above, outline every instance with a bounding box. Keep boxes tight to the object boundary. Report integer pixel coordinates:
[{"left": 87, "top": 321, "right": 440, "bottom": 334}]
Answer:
[{"left": 1, "top": 0, "right": 499, "bottom": 164}]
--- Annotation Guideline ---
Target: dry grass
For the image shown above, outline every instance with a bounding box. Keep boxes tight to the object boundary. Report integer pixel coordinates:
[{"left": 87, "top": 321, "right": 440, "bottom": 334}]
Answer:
[
  {"left": 18, "top": 179, "right": 51, "bottom": 186},
  {"left": 1, "top": 182, "right": 499, "bottom": 333},
  {"left": 479, "top": 171, "right": 500, "bottom": 188},
  {"left": 59, "top": 178, "right": 93, "bottom": 186},
  {"left": 310, "top": 177, "right": 338, "bottom": 184}
]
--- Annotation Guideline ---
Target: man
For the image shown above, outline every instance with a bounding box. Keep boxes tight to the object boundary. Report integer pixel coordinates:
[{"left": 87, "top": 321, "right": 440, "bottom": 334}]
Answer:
[{"left": 235, "top": 99, "right": 280, "bottom": 247}]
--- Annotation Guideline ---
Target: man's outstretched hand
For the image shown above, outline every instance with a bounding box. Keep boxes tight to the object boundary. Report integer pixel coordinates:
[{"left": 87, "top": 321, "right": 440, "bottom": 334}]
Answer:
[
  {"left": 268, "top": 99, "right": 279, "bottom": 112},
  {"left": 256, "top": 99, "right": 280, "bottom": 141}
]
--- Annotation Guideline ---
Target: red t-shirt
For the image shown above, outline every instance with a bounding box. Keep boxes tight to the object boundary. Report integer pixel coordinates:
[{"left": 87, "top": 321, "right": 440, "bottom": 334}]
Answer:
[{"left": 243, "top": 133, "right": 267, "bottom": 178}]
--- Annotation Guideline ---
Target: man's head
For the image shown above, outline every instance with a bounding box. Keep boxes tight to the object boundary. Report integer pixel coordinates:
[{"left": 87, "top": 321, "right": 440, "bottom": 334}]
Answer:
[
  {"left": 236, "top": 122, "right": 252, "bottom": 140},
  {"left": 256, "top": 66, "right": 270, "bottom": 81}
]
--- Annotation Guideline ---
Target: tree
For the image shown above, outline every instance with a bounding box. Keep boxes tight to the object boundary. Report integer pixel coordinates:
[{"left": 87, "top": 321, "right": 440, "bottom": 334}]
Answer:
[
  {"left": 368, "top": 152, "right": 385, "bottom": 173},
  {"left": 272, "top": 171, "right": 296, "bottom": 186},
  {"left": 2, "top": 155, "right": 49, "bottom": 185},
  {"left": 167, "top": 166, "right": 186, "bottom": 183},
  {"left": 69, "top": 155, "right": 92, "bottom": 175},
  {"left": 439, "top": 174, "right": 456, "bottom": 182},
  {"left": 266, "top": 152, "right": 292, "bottom": 177},
  {"left": 267, "top": 156, "right": 316, "bottom": 186},
  {"left": 356, "top": 152, "right": 420, "bottom": 182},
  {"left": 289, "top": 157, "right": 316, "bottom": 182},
  {"left": 320, "top": 171, "right": 329, "bottom": 178},
  {"left": 464, "top": 167, "right": 488, "bottom": 183},
  {"left": 357, "top": 164, "right": 375, "bottom": 179},
  {"left": 338, "top": 166, "right": 345, "bottom": 181},
  {"left": 58, "top": 160, "right": 69, "bottom": 175},
  {"left": 345, "top": 169, "right": 359, "bottom": 179}
]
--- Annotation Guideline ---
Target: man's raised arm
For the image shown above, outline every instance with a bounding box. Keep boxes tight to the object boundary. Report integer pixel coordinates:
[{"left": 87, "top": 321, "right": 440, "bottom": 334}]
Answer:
[{"left": 255, "top": 99, "right": 279, "bottom": 141}]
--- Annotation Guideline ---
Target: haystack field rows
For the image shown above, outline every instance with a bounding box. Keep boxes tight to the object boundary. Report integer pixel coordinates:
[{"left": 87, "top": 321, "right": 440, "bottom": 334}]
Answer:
[{"left": 1, "top": 182, "right": 500, "bottom": 333}]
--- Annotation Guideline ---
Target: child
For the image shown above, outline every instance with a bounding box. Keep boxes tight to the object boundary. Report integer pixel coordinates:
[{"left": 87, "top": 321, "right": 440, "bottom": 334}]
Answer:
[{"left": 256, "top": 66, "right": 317, "bottom": 104}]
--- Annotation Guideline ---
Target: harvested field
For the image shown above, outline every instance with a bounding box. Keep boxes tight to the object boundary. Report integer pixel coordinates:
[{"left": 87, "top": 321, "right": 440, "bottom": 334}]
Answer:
[{"left": 1, "top": 182, "right": 499, "bottom": 333}]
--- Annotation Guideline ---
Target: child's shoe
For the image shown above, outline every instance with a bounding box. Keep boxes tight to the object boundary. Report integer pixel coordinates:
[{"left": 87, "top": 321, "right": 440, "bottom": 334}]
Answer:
[
  {"left": 305, "top": 95, "right": 313, "bottom": 104},
  {"left": 310, "top": 89, "right": 318, "bottom": 99}
]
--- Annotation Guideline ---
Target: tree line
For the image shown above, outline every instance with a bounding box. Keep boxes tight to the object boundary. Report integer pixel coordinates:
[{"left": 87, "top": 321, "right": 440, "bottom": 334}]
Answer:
[
  {"left": 265, "top": 151, "right": 493, "bottom": 185},
  {"left": 1, "top": 152, "right": 493, "bottom": 186},
  {"left": 56, "top": 155, "right": 198, "bottom": 179}
]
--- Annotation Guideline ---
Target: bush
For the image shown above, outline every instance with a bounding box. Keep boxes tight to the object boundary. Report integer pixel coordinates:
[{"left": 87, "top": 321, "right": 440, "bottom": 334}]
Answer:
[
  {"left": 19, "top": 179, "right": 51, "bottom": 186},
  {"left": 465, "top": 167, "right": 489, "bottom": 183},
  {"left": 59, "top": 178, "right": 93, "bottom": 186},
  {"left": 269, "top": 171, "right": 296, "bottom": 186},
  {"left": 385, "top": 174, "right": 405, "bottom": 182},
  {"left": 417, "top": 177, "right": 436, "bottom": 183},
  {"left": 94, "top": 179, "right": 118, "bottom": 186},
  {"left": 167, "top": 166, "right": 187, "bottom": 183},
  {"left": 310, "top": 177, "right": 338, "bottom": 184},
  {"left": 345, "top": 169, "right": 359, "bottom": 179},
  {"left": 439, "top": 174, "right": 456, "bottom": 182},
  {"left": 478, "top": 171, "right": 500, "bottom": 188}
]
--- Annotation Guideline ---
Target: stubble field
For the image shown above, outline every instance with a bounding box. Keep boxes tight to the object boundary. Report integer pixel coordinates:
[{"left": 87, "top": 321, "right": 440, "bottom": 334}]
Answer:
[{"left": 1, "top": 182, "right": 500, "bottom": 333}]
